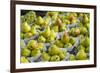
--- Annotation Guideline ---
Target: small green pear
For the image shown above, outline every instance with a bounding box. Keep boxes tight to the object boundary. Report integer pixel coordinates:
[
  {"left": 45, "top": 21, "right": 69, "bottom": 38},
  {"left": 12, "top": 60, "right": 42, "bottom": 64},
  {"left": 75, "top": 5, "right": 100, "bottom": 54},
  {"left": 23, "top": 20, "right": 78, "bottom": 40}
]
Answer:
[
  {"left": 31, "top": 27, "right": 38, "bottom": 35},
  {"left": 21, "top": 48, "right": 31, "bottom": 57},
  {"left": 38, "top": 36, "right": 46, "bottom": 43},
  {"left": 52, "top": 25, "right": 59, "bottom": 32},
  {"left": 59, "top": 52, "right": 66, "bottom": 60},
  {"left": 50, "top": 55, "right": 60, "bottom": 61},
  {"left": 21, "top": 22, "right": 31, "bottom": 33},
  {"left": 27, "top": 40, "right": 38, "bottom": 50},
  {"left": 83, "top": 14, "right": 89, "bottom": 24},
  {"left": 41, "top": 52, "right": 50, "bottom": 61},
  {"left": 37, "top": 43, "right": 44, "bottom": 50},
  {"left": 31, "top": 49, "right": 41, "bottom": 58},
  {"left": 48, "top": 45, "right": 61, "bottom": 55},
  {"left": 69, "top": 54, "right": 76, "bottom": 61},
  {"left": 37, "top": 16, "right": 44, "bottom": 26},
  {"left": 76, "top": 49, "right": 87, "bottom": 60},
  {"left": 61, "top": 32, "right": 70, "bottom": 44},
  {"left": 54, "top": 40, "right": 64, "bottom": 48},
  {"left": 21, "top": 57, "right": 29, "bottom": 63},
  {"left": 43, "top": 26, "right": 51, "bottom": 38},
  {"left": 80, "top": 27, "right": 88, "bottom": 35},
  {"left": 24, "top": 32, "right": 33, "bottom": 38}
]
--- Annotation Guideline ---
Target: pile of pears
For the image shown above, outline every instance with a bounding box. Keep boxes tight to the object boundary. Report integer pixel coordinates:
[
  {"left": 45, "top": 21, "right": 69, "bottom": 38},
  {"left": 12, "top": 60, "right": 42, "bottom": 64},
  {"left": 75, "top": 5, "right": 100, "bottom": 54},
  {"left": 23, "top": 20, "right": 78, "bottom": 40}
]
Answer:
[{"left": 20, "top": 11, "right": 90, "bottom": 63}]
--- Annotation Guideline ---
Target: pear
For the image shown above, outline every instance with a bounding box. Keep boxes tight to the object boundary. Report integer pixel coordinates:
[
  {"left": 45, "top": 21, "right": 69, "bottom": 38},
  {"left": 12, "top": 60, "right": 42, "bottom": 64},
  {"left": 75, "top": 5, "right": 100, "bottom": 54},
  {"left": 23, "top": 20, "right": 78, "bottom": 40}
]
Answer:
[
  {"left": 75, "top": 28, "right": 80, "bottom": 36},
  {"left": 31, "top": 49, "right": 41, "bottom": 58},
  {"left": 83, "top": 14, "right": 89, "bottom": 24},
  {"left": 69, "top": 37, "right": 75, "bottom": 45},
  {"left": 56, "top": 18, "right": 62, "bottom": 27},
  {"left": 77, "top": 45, "right": 85, "bottom": 51},
  {"left": 61, "top": 32, "right": 70, "bottom": 44},
  {"left": 24, "top": 32, "right": 33, "bottom": 38},
  {"left": 41, "top": 52, "right": 50, "bottom": 61},
  {"left": 43, "top": 26, "right": 51, "bottom": 38},
  {"left": 38, "top": 36, "right": 46, "bottom": 43},
  {"left": 37, "top": 43, "right": 44, "bottom": 50},
  {"left": 21, "top": 48, "right": 31, "bottom": 57},
  {"left": 80, "top": 37, "right": 90, "bottom": 48},
  {"left": 52, "top": 25, "right": 59, "bottom": 32},
  {"left": 20, "top": 40, "right": 26, "bottom": 49},
  {"left": 48, "top": 45, "right": 61, "bottom": 55},
  {"left": 59, "top": 51, "right": 66, "bottom": 60},
  {"left": 37, "top": 16, "right": 44, "bottom": 26},
  {"left": 54, "top": 40, "right": 64, "bottom": 48},
  {"left": 76, "top": 49, "right": 87, "bottom": 60},
  {"left": 20, "top": 33, "right": 24, "bottom": 39},
  {"left": 50, "top": 55, "right": 60, "bottom": 61},
  {"left": 27, "top": 40, "right": 38, "bottom": 50},
  {"left": 80, "top": 27, "right": 88, "bottom": 35},
  {"left": 69, "top": 54, "right": 76, "bottom": 61},
  {"left": 31, "top": 27, "right": 38, "bottom": 35},
  {"left": 21, "top": 22, "right": 31, "bottom": 33},
  {"left": 44, "top": 16, "right": 50, "bottom": 26},
  {"left": 21, "top": 57, "right": 29, "bottom": 63}
]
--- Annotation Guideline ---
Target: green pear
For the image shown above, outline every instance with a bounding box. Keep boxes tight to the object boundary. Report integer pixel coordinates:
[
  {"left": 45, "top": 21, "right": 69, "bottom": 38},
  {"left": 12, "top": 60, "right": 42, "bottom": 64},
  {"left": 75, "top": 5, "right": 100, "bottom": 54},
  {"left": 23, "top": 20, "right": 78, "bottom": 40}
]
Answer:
[
  {"left": 52, "top": 25, "right": 59, "bottom": 32},
  {"left": 43, "top": 26, "right": 51, "bottom": 38},
  {"left": 24, "top": 32, "right": 33, "bottom": 38},
  {"left": 41, "top": 52, "right": 50, "bottom": 61},
  {"left": 77, "top": 45, "right": 85, "bottom": 51},
  {"left": 48, "top": 45, "right": 61, "bottom": 55},
  {"left": 83, "top": 14, "right": 89, "bottom": 24},
  {"left": 27, "top": 40, "right": 38, "bottom": 50},
  {"left": 31, "top": 27, "right": 38, "bottom": 35},
  {"left": 44, "top": 16, "right": 50, "bottom": 26},
  {"left": 21, "top": 57, "right": 29, "bottom": 63},
  {"left": 59, "top": 52, "right": 66, "bottom": 60},
  {"left": 54, "top": 40, "right": 64, "bottom": 48},
  {"left": 31, "top": 49, "right": 41, "bottom": 58},
  {"left": 21, "top": 48, "right": 31, "bottom": 57},
  {"left": 37, "top": 43, "right": 44, "bottom": 50},
  {"left": 80, "top": 37, "right": 90, "bottom": 48},
  {"left": 61, "top": 32, "right": 70, "bottom": 44},
  {"left": 75, "top": 28, "right": 80, "bottom": 36},
  {"left": 76, "top": 49, "right": 87, "bottom": 60},
  {"left": 38, "top": 36, "right": 46, "bottom": 43},
  {"left": 21, "top": 22, "right": 31, "bottom": 33},
  {"left": 50, "top": 55, "right": 60, "bottom": 61},
  {"left": 69, "top": 54, "right": 76, "bottom": 61},
  {"left": 69, "top": 37, "right": 75, "bottom": 45},
  {"left": 80, "top": 27, "right": 88, "bottom": 35},
  {"left": 37, "top": 16, "right": 44, "bottom": 26},
  {"left": 20, "top": 33, "right": 24, "bottom": 39}
]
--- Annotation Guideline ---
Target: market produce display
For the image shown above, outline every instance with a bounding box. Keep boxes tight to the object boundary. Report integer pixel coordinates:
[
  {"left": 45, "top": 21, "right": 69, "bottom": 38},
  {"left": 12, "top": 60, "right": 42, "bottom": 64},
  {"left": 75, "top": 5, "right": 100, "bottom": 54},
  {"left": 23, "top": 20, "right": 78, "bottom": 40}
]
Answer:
[{"left": 20, "top": 11, "right": 90, "bottom": 63}]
